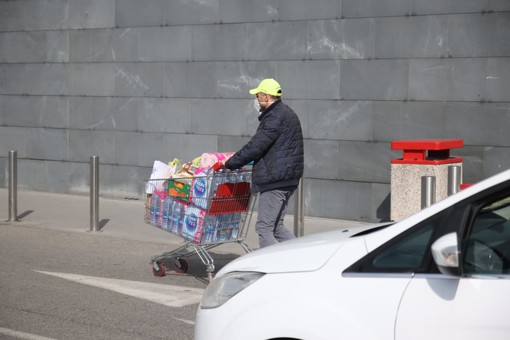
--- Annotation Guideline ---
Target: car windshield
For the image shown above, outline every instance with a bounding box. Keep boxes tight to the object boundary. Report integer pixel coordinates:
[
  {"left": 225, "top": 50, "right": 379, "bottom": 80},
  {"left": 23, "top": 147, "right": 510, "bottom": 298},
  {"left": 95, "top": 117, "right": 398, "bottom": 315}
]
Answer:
[{"left": 463, "top": 194, "right": 510, "bottom": 275}]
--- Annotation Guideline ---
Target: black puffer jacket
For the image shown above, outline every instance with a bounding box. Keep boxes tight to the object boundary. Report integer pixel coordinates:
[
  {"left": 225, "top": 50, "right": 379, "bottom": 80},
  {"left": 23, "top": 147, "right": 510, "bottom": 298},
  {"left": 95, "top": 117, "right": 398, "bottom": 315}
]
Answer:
[{"left": 225, "top": 100, "right": 304, "bottom": 193}]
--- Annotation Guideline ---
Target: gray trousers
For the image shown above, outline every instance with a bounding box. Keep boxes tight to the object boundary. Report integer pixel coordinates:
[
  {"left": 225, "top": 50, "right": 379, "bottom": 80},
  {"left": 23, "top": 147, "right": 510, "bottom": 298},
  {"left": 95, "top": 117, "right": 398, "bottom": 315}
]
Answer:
[{"left": 255, "top": 189, "right": 296, "bottom": 248}]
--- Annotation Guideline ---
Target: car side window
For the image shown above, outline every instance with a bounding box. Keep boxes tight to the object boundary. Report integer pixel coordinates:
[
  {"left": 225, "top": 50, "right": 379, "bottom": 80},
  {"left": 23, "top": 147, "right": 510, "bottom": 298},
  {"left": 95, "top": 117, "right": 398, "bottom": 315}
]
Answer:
[
  {"left": 346, "top": 212, "right": 445, "bottom": 274},
  {"left": 463, "top": 195, "right": 510, "bottom": 275},
  {"left": 372, "top": 225, "right": 434, "bottom": 269}
]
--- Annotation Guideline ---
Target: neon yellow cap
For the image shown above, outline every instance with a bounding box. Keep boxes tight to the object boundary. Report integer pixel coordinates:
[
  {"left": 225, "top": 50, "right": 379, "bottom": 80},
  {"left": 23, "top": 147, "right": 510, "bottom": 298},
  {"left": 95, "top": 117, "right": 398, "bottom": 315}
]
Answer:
[{"left": 249, "top": 78, "right": 282, "bottom": 97}]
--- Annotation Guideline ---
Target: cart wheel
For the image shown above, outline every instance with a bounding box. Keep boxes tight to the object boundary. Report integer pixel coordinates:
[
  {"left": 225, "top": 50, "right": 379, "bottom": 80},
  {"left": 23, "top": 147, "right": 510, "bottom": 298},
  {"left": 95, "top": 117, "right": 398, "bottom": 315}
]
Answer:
[
  {"left": 174, "top": 258, "right": 189, "bottom": 274},
  {"left": 152, "top": 261, "right": 166, "bottom": 277}
]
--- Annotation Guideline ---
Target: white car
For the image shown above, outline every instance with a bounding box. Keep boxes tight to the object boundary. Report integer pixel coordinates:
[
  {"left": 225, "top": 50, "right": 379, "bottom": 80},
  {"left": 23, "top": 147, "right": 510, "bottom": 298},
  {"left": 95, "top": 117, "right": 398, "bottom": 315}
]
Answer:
[{"left": 195, "top": 169, "right": 510, "bottom": 340}]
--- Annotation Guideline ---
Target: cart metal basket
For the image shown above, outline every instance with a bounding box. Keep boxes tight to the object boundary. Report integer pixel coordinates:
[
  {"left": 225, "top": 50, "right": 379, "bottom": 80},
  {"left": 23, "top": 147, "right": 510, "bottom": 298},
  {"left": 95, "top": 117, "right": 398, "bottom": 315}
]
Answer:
[{"left": 144, "top": 166, "right": 256, "bottom": 281}]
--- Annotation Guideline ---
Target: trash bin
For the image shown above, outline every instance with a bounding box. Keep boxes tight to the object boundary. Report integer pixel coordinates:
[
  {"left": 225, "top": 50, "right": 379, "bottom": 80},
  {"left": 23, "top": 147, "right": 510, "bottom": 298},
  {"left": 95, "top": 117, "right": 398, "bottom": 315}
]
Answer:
[{"left": 390, "top": 139, "right": 463, "bottom": 221}]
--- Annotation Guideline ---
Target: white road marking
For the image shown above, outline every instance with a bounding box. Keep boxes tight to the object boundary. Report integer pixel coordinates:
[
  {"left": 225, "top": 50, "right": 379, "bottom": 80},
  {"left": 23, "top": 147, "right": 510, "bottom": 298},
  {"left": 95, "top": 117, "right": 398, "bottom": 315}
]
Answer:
[
  {"left": 0, "top": 327, "right": 58, "bottom": 340},
  {"left": 34, "top": 271, "right": 204, "bottom": 308}
]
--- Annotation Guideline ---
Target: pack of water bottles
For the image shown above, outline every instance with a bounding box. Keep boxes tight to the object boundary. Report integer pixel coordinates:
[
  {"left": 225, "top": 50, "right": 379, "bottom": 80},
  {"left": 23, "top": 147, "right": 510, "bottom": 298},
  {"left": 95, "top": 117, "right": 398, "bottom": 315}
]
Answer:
[{"left": 144, "top": 165, "right": 253, "bottom": 245}]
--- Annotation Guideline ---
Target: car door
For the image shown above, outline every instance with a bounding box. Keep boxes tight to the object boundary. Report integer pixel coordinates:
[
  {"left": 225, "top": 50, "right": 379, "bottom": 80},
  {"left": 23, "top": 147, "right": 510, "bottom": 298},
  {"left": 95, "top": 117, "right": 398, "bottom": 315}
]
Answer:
[
  {"left": 344, "top": 210, "right": 449, "bottom": 339},
  {"left": 395, "top": 191, "right": 510, "bottom": 340}
]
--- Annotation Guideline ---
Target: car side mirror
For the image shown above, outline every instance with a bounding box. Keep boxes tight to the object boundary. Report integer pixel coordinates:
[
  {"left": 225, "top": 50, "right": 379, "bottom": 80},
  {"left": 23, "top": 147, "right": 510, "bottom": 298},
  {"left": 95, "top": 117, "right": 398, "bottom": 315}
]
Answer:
[{"left": 431, "top": 233, "right": 461, "bottom": 276}]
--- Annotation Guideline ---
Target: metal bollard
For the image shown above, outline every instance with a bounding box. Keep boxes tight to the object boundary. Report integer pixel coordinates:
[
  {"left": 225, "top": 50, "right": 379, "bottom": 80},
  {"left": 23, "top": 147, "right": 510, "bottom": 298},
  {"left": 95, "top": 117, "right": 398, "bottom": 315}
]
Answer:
[
  {"left": 293, "top": 177, "right": 305, "bottom": 237},
  {"left": 447, "top": 165, "right": 461, "bottom": 196},
  {"left": 8, "top": 151, "right": 18, "bottom": 222},
  {"left": 421, "top": 176, "right": 436, "bottom": 209},
  {"left": 89, "top": 156, "right": 100, "bottom": 232}
]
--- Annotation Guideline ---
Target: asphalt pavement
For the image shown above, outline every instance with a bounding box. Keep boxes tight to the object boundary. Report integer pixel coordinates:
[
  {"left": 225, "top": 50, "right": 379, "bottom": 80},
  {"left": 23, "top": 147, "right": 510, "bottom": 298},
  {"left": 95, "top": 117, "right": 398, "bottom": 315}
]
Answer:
[{"left": 0, "top": 188, "right": 368, "bottom": 340}]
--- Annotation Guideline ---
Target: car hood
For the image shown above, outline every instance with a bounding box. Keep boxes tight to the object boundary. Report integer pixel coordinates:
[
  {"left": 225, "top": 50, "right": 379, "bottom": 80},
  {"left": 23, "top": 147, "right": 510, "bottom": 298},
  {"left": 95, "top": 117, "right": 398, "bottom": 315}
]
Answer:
[{"left": 217, "top": 223, "right": 390, "bottom": 275}]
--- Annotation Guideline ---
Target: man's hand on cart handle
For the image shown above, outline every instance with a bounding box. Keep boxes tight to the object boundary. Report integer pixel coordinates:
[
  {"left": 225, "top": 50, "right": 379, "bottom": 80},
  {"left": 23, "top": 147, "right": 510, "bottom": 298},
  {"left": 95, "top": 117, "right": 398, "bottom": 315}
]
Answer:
[{"left": 212, "top": 161, "right": 226, "bottom": 171}]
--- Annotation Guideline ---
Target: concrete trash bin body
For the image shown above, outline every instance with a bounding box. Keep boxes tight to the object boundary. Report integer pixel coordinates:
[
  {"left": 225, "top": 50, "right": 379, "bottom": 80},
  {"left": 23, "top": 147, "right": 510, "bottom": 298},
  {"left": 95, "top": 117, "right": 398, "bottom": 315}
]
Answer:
[{"left": 390, "top": 139, "right": 463, "bottom": 221}]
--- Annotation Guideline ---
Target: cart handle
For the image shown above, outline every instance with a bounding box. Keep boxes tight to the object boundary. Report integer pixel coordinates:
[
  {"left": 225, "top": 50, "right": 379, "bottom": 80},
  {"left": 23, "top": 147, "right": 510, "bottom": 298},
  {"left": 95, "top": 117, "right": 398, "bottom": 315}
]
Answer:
[{"left": 211, "top": 160, "right": 254, "bottom": 171}]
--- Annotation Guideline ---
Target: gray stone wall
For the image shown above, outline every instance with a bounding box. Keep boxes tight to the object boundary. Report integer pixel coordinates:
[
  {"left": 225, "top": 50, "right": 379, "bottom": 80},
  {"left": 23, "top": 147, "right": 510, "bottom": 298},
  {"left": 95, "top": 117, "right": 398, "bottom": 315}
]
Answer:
[{"left": 1, "top": 0, "right": 510, "bottom": 222}]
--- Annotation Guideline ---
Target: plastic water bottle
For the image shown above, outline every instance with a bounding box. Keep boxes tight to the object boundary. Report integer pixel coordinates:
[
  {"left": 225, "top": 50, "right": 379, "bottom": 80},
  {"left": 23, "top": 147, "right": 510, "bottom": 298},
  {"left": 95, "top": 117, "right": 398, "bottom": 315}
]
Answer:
[
  {"left": 148, "top": 195, "right": 155, "bottom": 224},
  {"left": 226, "top": 169, "right": 238, "bottom": 184},
  {"left": 155, "top": 197, "right": 162, "bottom": 228},
  {"left": 214, "top": 214, "right": 228, "bottom": 242},
  {"left": 202, "top": 216, "right": 218, "bottom": 243},
  {"left": 238, "top": 169, "right": 251, "bottom": 183},
  {"left": 213, "top": 168, "right": 226, "bottom": 194},
  {"left": 168, "top": 200, "right": 177, "bottom": 234},
  {"left": 171, "top": 201, "right": 185, "bottom": 235},
  {"left": 150, "top": 194, "right": 160, "bottom": 226},
  {"left": 154, "top": 190, "right": 167, "bottom": 228},
  {"left": 230, "top": 213, "right": 242, "bottom": 239},
  {"left": 192, "top": 174, "right": 208, "bottom": 209},
  {"left": 162, "top": 196, "right": 174, "bottom": 231},
  {"left": 201, "top": 217, "right": 211, "bottom": 243},
  {"left": 218, "top": 214, "right": 231, "bottom": 241}
]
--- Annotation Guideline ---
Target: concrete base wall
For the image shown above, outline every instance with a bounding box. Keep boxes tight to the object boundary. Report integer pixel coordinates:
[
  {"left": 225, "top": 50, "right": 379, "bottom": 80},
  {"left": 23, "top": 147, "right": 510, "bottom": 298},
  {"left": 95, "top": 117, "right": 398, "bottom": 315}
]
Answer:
[{"left": 391, "top": 162, "right": 462, "bottom": 221}]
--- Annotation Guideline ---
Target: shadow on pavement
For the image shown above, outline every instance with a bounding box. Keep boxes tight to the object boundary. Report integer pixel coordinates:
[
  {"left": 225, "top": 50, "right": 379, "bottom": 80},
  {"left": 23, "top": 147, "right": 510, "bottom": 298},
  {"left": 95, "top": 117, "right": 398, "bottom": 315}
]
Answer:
[
  {"left": 99, "top": 219, "right": 110, "bottom": 230},
  {"left": 17, "top": 210, "right": 34, "bottom": 220}
]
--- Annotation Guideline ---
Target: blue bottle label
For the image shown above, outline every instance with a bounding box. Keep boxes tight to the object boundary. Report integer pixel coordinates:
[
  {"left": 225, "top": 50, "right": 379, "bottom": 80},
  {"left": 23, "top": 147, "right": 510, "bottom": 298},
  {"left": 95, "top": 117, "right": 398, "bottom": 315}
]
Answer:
[
  {"left": 185, "top": 214, "right": 198, "bottom": 233},
  {"left": 193, "top": 178, "right": 207, "bottom": 197}
]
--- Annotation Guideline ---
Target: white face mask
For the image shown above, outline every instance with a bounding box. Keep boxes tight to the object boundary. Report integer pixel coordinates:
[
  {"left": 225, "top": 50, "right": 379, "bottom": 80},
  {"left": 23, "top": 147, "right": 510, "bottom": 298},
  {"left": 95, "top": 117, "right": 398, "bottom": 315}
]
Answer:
[
  {"left": 253, "top": 98, "right": 265, "bottom": 114},
  {"left": 256, "top": 96, "right": 270, "bottom": 113}
]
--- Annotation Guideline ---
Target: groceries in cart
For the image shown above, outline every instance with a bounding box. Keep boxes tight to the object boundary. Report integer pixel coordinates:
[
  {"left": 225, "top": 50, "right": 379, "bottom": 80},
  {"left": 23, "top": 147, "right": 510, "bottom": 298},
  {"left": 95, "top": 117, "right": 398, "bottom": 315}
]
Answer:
[{"left": 145, "top": 152, "right": 252, "bottom": 245}]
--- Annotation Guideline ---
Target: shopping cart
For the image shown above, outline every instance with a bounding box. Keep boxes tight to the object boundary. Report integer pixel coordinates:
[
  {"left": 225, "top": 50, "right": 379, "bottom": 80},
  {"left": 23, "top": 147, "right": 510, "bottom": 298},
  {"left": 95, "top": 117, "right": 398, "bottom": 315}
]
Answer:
[{"left": 144, "top": 163, "right": 256, "bottom": 281}]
